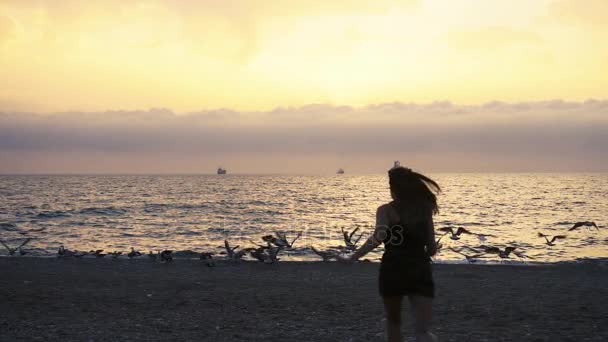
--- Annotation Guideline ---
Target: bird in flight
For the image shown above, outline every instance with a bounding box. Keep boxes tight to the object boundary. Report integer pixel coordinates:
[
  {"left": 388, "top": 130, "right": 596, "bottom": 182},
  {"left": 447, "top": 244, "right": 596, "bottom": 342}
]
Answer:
[
  {"left": 569, "top": 221, "right": 599, "bottom": 231},
  {"left": 438, "top": 227, "right": 474, "bottom": 241},
  {"left": 538, "top": 232, "right": 567, "bottom": 246},
  {"left": 341, "top": 226, "right": 363, "bottom": 251},
  {"left": 262, "top": 230, "right": 302, "bottom": 249},
  {"left": 479, "top": 245, "right": 517, "bottom": 259},
  {"left": 0, "top": 238, "right": 32, "bottom": 256},
  {"left": 223, "top": 240, "right": 253, "bottom": 260}
]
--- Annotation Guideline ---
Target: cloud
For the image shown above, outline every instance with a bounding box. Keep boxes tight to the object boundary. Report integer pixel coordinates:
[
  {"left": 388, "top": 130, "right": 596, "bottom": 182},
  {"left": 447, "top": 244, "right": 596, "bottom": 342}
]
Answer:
[
  {"left": 0, "top": 15, "right": 16, "bottom": 44},
  {"left": 446, "top": 26, "right": 543, "bottom": 50},
  {"left": 548, "top": 0, "right": 608, "bottom": 27},
  {"left": 1, "top": 100, "right": 607, "bottom": 173}
]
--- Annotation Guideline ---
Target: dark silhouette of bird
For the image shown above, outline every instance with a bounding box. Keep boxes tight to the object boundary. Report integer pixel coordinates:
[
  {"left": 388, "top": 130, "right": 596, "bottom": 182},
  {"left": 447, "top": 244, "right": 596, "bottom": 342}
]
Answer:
[
  {"left": 481, "top": 246, "right": 517, "bottom": 258},
  {"left": 449, "top": 247, "right": 483, "bottom": 263},
  {"left": 110, "top": 251, "right": 123, "bottom": 259},
  {"left": 569, "top": 221, "right": 599, "bottom": 231},
  {"left": 57, "top": 245, "right": 74, "bottom": 258},
  {"left": 262, "top": 231, "right": 302, "bottom": 249},
  {"left": 311, "top": 246, "right": 336, "bottom": 262},
  {"left": 128, "top": 248, "right": 142, "bottom": 259},
  {"left": 160, "top": 250, "right": 173, "bottom": 262},
  {"left": 89, "top": 250, "right": 106, "bottom": 258},
  {"left": 0, "top": 238, "right": 32, "bottom": 256},
  {"left": 341, "top": 227, "right": 363, "bottom": 251},
  {"left": 223, "top": 240, "right": 253, "bottom": 260},
  {"left": 538, "top": 232, "right": 567, "bottom": 246},
  {"left": 438, "top": 227, "right": 474, "bottom": 240}
]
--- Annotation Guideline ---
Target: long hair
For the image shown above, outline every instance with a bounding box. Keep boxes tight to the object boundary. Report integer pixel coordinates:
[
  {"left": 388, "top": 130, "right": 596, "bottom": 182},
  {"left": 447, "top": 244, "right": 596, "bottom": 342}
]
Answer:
[{"left": 388, "top": 166, "right": 440, "bottom": 216}]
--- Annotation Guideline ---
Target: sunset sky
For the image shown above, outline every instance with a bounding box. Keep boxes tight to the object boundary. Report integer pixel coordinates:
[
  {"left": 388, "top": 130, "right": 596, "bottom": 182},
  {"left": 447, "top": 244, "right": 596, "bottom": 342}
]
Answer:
[{"left": 0, "top": 0, "right": 607, "bottom": 173}]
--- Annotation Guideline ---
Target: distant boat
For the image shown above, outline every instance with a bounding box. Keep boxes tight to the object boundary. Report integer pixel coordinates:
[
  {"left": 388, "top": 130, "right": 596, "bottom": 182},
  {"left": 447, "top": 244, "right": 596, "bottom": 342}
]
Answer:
[
  {"left": 217, "top": 167, "right": 227, "bottom": 175},
  {"left": 336, "top": 168, "right": 345, "bottom": 174}
]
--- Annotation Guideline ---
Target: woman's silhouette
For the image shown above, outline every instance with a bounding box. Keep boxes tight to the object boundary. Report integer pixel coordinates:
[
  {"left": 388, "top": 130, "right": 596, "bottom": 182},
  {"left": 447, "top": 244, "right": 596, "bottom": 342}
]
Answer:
[{"left": 342, "top": 166, "right": 440, "bottom": 342}]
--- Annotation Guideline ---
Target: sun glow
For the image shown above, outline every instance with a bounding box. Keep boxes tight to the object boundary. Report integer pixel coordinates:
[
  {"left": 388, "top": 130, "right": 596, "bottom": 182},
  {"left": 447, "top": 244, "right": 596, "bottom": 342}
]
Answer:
[{"left": 0, "top": 0, "right": 606, "bottom": 112}]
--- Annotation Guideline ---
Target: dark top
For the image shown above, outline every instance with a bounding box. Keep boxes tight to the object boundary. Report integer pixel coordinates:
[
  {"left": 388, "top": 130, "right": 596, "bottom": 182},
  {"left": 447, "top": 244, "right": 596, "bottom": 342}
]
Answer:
[{"left": 381, "top": 201, "right": 430, "bottom": 261}]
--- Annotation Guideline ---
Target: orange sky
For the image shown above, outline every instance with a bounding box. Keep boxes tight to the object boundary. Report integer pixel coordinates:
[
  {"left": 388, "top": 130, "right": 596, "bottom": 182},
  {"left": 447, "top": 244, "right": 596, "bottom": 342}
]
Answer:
[{"left": 0, "top": 0, "right": 607, "bottom": 112}]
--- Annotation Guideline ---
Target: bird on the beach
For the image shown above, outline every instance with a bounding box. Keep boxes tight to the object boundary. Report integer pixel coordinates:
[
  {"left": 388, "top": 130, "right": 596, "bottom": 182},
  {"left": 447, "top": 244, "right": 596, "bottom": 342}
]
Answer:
[
  {"left": 110, "top": 251, "right": 122, "bottom": 259},
  {"left": 160, "top": 250, "right": 173, "bottom": 262},
  {"left": 58, "top": 245, "right": 74, "bottom": 258},
  {"left": 341, "top": 227, "right": 363, "bottom": 251},
  {"left": 310, "top": 246, "right": 337, "bottom": 262},
  {"left": 128, "top": 248, "right": 142, "bottom": 259},
  {"left": 438, "top": 227, "right": 474, "bottom": 241},
  {"left": 200, "top": 252, "right": 215, "bottom": 267},
  {"left": 0, "top": 238, "right": 32, "bottom": 256},
  {"left": 538, "top": 232, "right": 567, "bottom": 246},
  {"left": 223, "top": 240, "right": 253, "bottom": 260},
  {"left": 89, "top": 249, "right": 106, "bottom": 258},
  {"left": 449, "top": 247, "right": 483, "bottom": 263},
  {"left": 249, "top": 246, "right": 267, "bottom": 262},
  {"left": 569, "top": 221, "right": 599, "bottom": 231}
]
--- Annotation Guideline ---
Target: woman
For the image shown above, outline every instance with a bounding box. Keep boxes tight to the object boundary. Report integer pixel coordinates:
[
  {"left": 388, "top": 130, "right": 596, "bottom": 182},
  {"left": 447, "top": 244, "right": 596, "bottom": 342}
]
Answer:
[{"left": 342, "top": 166, "right": 440, "bottom": 342}]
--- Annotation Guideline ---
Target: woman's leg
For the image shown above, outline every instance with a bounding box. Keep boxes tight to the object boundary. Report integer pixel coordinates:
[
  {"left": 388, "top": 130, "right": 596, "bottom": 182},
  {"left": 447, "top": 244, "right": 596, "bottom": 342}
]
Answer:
[
  {"left": 408, "top": 295, "right": 437, "bottom": 342},
  {"left": 382, "top": 295, "right": 403, "bottom": 342}
]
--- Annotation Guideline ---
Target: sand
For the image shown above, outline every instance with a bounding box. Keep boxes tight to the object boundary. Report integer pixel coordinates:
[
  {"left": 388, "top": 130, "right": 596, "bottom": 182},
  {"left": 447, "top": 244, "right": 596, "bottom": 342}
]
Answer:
[{"left": 0, "top": 258, "right": 607, "bottom": 342}]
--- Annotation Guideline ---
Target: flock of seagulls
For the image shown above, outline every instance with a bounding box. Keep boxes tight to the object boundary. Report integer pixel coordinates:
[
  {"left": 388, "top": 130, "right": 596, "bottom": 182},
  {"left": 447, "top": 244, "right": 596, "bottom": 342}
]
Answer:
[
  {"left": 443, "top": 221, "right": 601, "bottom": 263},
  {"left": 0, "top": 220, "right": 603, "bottom": 264}
]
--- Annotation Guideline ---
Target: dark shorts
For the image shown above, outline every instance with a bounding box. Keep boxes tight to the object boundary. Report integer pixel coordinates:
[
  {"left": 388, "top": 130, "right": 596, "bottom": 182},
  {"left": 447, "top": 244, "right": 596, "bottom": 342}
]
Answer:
[{"left": 378, "top": 254, "right": 434, "bottom": 298}]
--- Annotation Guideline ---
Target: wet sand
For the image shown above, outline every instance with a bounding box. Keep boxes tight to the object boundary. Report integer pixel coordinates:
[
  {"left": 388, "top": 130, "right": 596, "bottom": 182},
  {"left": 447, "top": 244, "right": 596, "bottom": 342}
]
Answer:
[{"left": 1, "top": 258, "right": 607, "bottom": 341}]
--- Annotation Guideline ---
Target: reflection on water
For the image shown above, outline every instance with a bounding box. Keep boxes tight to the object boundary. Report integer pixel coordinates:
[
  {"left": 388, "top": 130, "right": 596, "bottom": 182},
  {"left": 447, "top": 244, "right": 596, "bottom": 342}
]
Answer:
[{"left": 0, "top": 174, "right": 606, "bottom": 262}]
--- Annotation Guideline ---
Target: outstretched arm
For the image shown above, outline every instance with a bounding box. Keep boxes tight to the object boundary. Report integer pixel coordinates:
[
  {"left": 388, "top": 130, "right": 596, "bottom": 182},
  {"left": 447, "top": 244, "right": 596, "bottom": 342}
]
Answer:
[{"left": 349, "top": 205, "right": 389, "bottom": 261}]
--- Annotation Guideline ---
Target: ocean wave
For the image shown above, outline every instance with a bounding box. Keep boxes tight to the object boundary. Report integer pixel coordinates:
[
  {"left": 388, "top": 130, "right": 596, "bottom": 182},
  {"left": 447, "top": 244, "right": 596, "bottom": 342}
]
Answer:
[
  {"left": 0, "top": 222, "right": 18, "bottom": 231},
  {"left": 36, "top": 211, "right": 72, "bottom": 219},
  {"left": 78, "top": 207, "right": 127, "bottom": 216}
]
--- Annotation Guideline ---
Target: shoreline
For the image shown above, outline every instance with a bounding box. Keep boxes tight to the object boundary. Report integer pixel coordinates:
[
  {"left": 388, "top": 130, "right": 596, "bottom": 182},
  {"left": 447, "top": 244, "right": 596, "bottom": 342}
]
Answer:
[{"left": 2, "top": 258, "right": 607, "bottom": 341}]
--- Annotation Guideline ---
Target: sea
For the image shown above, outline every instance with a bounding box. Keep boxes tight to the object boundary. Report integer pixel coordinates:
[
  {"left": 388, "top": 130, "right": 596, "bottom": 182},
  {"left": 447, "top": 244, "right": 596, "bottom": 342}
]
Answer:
[{"left": 0, "top": 174, "right": 606, "bottom": 263}]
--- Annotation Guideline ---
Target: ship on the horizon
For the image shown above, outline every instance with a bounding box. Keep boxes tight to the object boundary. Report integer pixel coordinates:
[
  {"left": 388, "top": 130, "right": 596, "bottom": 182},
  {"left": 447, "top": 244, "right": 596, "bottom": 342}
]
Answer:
[
  {"left": 217, "top": 167, "right": 227, "bottom": 175},
  {"left": 336, "top": 168, "right": 345, "bottom": 174}
]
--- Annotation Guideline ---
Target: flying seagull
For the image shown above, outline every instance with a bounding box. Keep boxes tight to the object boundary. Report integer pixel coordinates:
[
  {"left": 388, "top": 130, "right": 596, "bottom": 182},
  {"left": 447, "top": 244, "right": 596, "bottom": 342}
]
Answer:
[
  {"left": 0, "top": 238, "right": 32, "bottom": 256},
  {"left": 481, "top": 246, "right": 517, "bottom": 259},
  {"left": 438, "top": 227, "right": 474, "bottom": 241},
  {"left": 569, "top": 221, "right": 599, "bottom": 231},
  {"left": 538, "top": 232, "right": 567, "bottom": 246},
  {"left": 262, "top": 231, "right": 303, "bottom": 249},
  {"left": 223, "top": 240, "right": 253, "bottom": 260},
  {"left": 341, "top": 227, "right": 363, "bottom": 251}
]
